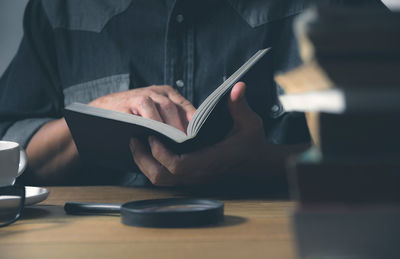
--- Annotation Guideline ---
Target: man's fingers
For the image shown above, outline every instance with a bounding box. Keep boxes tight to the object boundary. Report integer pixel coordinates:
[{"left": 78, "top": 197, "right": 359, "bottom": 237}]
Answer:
[
  {"left": 137, "top": 85, "right": 196, "bottom": 123},
  {"left": 228, "top": 82, "right": 257, "bottom": 126},
  {"left": 230, "top": 82, "right": 246, "bottom": 102},
  {"left": 129, "top": 138, "right": 177, "bottom": 186},
  {"left": 149, "top": 94, "right": 186, "bottom": 132},
  {"left": 149, "top": 135, "right": 234, "bottom": 184},
  {"left": 165, "top": 88, "right": 196, "bottom": 122},
  {"left": 132, "top": 96, "right": 164, "bottom": 123},
  {"left": 148, "top": 136, "right": 183, "bottom": 176}
]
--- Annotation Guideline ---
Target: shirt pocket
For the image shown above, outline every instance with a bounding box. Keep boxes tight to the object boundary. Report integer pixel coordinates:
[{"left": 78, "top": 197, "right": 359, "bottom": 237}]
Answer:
[
  {"left": 42, "top": 0, "right": 133, "bottom": 32},
  {"left": 63, "top": 73, "right": 130, "bottom": 106},
  {"left": 227, "top": 0, "right": 307, "bottom": 28}
]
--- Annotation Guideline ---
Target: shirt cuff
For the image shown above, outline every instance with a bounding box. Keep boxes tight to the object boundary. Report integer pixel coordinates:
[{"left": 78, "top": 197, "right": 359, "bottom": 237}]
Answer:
[
  {"left": 2, "top": 118, "right": 54, "bottom": 148},
  {"left": 267, "top": 112, "right": 311, "bottom": 145}
]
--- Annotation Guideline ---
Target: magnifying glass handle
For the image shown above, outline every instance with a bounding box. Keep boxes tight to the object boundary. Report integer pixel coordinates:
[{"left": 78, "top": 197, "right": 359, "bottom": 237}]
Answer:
[{"left": 64, "top": 202, "right": 121, "bottom": 215}]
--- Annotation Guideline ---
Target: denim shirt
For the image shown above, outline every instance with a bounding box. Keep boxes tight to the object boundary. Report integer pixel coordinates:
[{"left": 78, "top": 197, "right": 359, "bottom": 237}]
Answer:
[{"left": 0, "top": 0, "right": 385, "bottom": 185}]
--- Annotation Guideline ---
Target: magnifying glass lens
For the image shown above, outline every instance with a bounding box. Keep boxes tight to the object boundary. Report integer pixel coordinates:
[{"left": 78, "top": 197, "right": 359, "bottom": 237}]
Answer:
[
  {"left": 65, "top": 198, "right": 224, "bottom": 228},
  {"left": 121, "top": 198, "right": 224, "bottom": 227}
]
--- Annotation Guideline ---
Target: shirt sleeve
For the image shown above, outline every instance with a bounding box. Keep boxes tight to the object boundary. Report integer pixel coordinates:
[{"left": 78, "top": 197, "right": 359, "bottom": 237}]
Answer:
[{"left": 0, "top": 0, "right": 63, "bottom": 148}]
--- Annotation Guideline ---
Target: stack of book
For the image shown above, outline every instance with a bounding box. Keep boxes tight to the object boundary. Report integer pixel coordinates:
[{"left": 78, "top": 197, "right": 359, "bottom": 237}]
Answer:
[{"left": 276, "top": 6, "right": 400, "bottom": 259}]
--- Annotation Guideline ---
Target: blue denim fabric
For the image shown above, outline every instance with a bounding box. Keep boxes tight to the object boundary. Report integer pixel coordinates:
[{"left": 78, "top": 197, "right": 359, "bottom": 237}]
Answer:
[
  {"left": 0, "top": 0, "right": 386, "bottom": 185},
  {"left": 42, "top": 0, "right": 132, "bottom": 32}
]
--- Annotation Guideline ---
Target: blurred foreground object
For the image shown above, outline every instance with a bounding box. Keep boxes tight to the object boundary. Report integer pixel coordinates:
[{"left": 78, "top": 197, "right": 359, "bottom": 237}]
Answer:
[
  {"left": 275, "top": 5, "right": 400, "bottom": 149},
  {"left": 277, "top": 5, "right": 400, "bottom": 259}
]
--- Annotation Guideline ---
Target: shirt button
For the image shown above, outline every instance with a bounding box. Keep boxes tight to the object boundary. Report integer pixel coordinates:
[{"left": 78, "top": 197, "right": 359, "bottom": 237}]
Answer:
[
  {"left": 176, "top": 14, "right": 184, "bottom": 23},
  {"left": 176, "top": 80, "right": 184, "bottom": 88},
  {"left": 271, "top": 105, "right": 280, "bottom": 113}
]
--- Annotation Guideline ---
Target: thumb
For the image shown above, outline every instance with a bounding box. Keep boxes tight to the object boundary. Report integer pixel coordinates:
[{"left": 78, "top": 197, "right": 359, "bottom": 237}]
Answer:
[{"left": 228, "top": 82, "right": 254, "bottom": 125}]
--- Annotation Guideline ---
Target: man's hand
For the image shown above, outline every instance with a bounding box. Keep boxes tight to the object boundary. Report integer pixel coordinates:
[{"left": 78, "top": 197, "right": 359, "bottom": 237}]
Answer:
[
  {"left": 26, "top": 85, "right": 196, "bottom": 185},
  {"left": 89, "top": 85, "right": 196, "bottom": 133},
  {"left": 129, "top": 82, "right": 298, "bottom": 186}
]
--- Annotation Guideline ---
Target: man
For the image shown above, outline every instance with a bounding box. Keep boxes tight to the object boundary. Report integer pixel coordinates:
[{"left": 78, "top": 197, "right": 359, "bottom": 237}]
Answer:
[{"left": 0, "top": 0, "right": 385, "bottom": 186}]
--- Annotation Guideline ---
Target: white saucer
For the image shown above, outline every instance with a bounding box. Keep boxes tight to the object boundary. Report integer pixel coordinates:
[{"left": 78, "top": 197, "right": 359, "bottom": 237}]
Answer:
[{"left": 0, "top": 186, "right": 49, "bottom": 209}]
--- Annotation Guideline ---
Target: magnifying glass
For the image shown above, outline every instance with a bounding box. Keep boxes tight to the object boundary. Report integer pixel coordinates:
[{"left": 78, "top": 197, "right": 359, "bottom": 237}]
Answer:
[{"left": 64, "top": 198, "right": 224, "bottom": 227}]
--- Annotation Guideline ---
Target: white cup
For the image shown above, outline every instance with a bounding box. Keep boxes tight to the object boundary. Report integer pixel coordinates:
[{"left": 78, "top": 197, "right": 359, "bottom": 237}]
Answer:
[{"left": 0, "top": 141, "right": 27, "bottom": 186}]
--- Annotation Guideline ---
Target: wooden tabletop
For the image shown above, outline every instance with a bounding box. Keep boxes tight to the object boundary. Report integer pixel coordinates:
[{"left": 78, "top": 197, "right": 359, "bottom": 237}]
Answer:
[{"left": 0, "top": 186, "right": 296, "bottom": 259}]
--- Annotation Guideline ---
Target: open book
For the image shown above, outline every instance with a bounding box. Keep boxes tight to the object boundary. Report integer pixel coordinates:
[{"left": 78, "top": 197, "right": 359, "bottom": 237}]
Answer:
[{"left": 64, "top": 48, "right": 270, "bottom": 171}]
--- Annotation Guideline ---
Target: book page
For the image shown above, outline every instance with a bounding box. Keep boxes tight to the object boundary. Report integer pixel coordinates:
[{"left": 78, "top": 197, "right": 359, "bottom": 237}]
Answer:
[
  {"left": 186, "top": 48, "right": 271, "bottom": 137},
  {"left": 66, "top": 103, "right": 189, "bottom": 142}
]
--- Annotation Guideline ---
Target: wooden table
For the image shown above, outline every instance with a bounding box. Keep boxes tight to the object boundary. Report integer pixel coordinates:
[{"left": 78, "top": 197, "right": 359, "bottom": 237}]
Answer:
[{"left": 0, "top": 186, "right": 296, "bottom": 259}]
